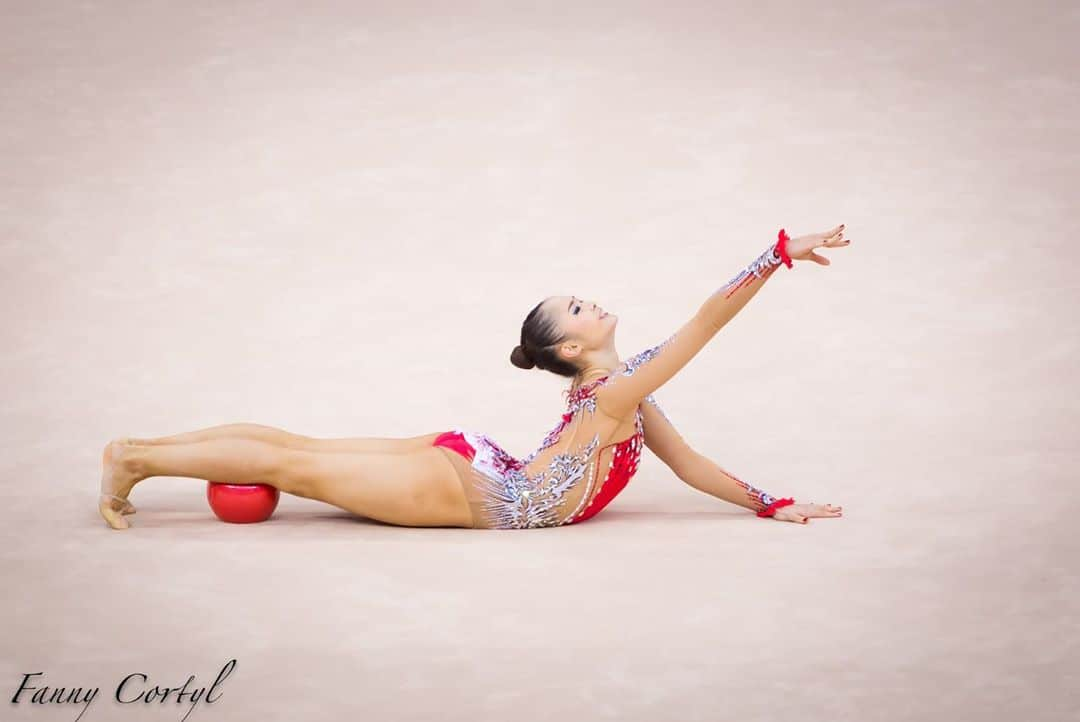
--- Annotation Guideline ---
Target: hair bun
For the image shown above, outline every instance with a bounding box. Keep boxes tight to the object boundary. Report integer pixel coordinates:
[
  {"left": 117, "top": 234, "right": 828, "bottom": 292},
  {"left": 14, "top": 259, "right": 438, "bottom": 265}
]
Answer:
[{"left": 510, "top": 344, "right": 536, "bottom": 370}]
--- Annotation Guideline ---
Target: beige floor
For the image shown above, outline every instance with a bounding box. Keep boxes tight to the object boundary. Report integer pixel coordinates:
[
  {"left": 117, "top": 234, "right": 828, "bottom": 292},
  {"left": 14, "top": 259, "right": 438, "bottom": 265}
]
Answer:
[{"left": 1, "top": 2, "right": 1076, "bottom": 721}]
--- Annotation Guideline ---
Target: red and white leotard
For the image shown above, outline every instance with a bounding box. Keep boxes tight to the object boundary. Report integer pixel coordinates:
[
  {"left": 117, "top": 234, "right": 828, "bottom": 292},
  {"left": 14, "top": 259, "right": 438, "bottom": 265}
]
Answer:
[{"left": 432, "top": 362, "right": 655, "bottom": 530}]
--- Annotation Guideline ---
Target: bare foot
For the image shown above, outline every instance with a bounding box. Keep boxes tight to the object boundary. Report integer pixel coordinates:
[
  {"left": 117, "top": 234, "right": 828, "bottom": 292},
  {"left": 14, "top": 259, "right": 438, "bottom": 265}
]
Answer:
[
  {"left": 772, "top": 502, "right": 843, "bottom": 524},
  {"left": 99, "top": 440, "right": 140, "bottom": 530}
]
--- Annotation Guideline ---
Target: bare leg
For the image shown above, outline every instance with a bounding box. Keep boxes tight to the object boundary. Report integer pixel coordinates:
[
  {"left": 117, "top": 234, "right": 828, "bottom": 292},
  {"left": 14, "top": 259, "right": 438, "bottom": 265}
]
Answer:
[
  {"left": 124, "top": 423, "right": 296, "bottom": 446},
  {"left": 98, "top": 438, "right": 471, "bottom": 531},
  {"left": 126, "top": 423, "right": 442, "bottom": 454}
]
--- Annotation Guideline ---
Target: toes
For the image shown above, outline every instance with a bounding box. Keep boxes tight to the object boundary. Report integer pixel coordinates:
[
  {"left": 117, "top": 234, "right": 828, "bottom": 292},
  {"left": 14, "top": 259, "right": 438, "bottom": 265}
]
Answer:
[
  {"left": 99, "top": 506, "right": 130, "bottom": 530},
  {"left": 99, "top": 493, "right": 136, "bottom": 526}
]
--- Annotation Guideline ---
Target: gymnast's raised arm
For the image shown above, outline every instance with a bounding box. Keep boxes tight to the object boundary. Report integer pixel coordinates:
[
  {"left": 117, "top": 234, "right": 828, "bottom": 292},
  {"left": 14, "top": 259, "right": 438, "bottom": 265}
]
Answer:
[{"left": 595, "top": 224, "right": 850, "bottom": 419}]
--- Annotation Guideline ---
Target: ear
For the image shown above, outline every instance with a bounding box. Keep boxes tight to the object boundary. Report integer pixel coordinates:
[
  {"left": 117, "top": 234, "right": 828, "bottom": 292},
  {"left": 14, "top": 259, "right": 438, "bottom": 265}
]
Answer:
[{"left": 560, "top": 341, "right": 583, "bottom": 362}]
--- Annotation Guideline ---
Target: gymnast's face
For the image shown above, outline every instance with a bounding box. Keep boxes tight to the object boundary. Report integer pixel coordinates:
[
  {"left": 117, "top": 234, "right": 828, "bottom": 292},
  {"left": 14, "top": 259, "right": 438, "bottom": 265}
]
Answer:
[{"left": 546, "top": 294, "right": 617, "bottom": 356}]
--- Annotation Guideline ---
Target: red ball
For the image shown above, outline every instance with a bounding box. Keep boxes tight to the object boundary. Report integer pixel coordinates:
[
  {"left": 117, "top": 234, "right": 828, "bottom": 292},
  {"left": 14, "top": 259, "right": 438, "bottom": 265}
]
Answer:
[{"left": 206, "top": 481, "right": 280, "bottom": 523}]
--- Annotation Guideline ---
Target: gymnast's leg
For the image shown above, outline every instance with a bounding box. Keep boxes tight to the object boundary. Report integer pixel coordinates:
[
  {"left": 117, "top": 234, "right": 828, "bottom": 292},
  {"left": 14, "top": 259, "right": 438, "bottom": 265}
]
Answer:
[
  {"left": 105, "top": 427, "right": 444, "bottom": 517},
  {"left": 97, "top": 438, "right": 472, "bottom": 531},
  {"left": 124, "top": 423, "right": 443, "bottom": 453}
]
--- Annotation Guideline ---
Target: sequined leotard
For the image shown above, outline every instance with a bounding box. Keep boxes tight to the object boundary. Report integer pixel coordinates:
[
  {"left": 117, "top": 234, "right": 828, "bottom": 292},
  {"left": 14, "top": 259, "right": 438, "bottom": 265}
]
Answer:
[
  {"left": 433, "top": 233, "right": 794, "bottom": 529},
  {"left": 431, "top": 369, "right": 650, "bottom": 529}
]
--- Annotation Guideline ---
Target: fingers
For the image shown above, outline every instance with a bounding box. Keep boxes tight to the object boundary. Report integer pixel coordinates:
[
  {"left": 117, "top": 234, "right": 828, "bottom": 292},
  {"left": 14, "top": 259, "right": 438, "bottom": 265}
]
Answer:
[
  {"left": 806, "top": 224, "right": 850, "bottom": 263},
  {"left": 822, "top": 225, "right": 850, "bottom": 247},
  {"left": 812, "top": 225, "right": 841, "bottom": 242},
  {"left": 777, "top": 503, "right": 843, "bottom": 523},
  {"left": 773, "top": 502, "right": 843, "bottom": 524}
]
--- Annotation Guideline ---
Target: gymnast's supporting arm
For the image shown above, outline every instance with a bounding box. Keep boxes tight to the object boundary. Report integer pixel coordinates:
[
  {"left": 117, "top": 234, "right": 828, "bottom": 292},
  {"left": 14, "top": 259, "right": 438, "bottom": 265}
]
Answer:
[
  {"left": 677, "top": 453, "right": 791, "bottom": 516},
  {"left": 639, "top": 394, "right": 794, "bottom": 517}
]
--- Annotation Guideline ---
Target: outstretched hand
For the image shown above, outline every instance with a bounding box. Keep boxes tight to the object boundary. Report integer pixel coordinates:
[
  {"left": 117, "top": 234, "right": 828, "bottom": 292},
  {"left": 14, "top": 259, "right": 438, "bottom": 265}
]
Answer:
[
  {"left": 772, "top": 502, "right": 843, "bottom": 524},
  {"left": 786, "top": 224, "right": 850, "bottom": 266}
]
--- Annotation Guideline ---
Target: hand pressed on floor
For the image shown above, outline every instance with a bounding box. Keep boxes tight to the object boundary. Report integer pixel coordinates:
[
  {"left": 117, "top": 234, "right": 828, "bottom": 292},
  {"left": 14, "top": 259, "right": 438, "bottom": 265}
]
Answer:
[{"left": 772, "top": 502, "right": 843, "bottom": 524}]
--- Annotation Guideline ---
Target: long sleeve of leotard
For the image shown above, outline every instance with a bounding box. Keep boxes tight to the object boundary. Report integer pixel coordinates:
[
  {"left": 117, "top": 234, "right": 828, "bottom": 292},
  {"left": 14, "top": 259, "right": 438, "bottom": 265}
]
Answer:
[
  {"left": 595, "top": 237, "right": 790, "bottom": 419},
  {"left": 640, "top": 394, "right": 794, "bottom": 516},
  {"left": 679, "top": 453, "right": 793, "bottom": 515}
]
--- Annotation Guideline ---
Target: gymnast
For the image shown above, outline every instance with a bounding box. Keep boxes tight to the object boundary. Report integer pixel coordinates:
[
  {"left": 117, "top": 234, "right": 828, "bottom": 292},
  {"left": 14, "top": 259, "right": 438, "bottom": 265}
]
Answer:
[{"left": 99, "top": 225, "right": 849, "bottom": 530}]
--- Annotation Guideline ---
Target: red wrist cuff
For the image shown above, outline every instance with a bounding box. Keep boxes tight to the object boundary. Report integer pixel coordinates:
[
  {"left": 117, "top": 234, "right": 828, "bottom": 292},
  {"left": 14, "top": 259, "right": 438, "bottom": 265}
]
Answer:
[
  {"left": 757, "top": 497, "right": 795, "bottom": 517},
  {"left": 776, "top": 228, "right": 793, "bottom": 268}
]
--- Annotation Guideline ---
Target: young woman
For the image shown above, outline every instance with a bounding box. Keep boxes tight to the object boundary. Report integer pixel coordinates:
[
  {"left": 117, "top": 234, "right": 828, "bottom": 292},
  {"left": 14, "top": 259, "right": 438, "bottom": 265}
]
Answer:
[{"left": 99, "top": 225, "right": 849, "bottom": 531}]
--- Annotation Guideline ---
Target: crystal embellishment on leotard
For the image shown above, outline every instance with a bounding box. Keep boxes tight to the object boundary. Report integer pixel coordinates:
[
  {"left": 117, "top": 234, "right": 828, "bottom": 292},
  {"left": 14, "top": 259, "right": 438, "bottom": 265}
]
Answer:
[
  {"left": 643, "top": 393, "right": 671, "bottom": 424},
  {"left": 521, "top": 377, "right": 606, "bottom": 467},
  {"left": 620, "top": 337, "right": 675, "bottom": 378},
  {"left": 719, "top": 242, "right": 784, "bottom": 298},
  {"left": 727, "top": 469, "right": 777, "bottom": 511},
  {"left": 459, "top": 371, "right": 646, "bottom": 529},
  {"left": 469, "top": 433, "right": 602, "bottom": 529},
  {"left": 582, "top": 337, "right": 676, "bottom": 402}
]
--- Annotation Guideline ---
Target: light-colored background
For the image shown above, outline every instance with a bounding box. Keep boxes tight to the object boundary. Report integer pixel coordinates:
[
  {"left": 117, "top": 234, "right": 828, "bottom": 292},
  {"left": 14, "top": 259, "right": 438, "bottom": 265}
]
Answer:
[{"left": 2, "top": 1, "right": 1076, "bottom": 721}]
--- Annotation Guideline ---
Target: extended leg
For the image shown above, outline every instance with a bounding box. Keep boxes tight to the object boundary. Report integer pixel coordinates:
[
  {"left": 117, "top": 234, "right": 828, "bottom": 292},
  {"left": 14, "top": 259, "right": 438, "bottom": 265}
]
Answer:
[
  {"left": 99, "top": 438, "right": 282, "bottom": 529},
  {"left": 126, "top": 423, "right": 442, "bottom": 453},
  {"left": 126, "top": 423, "right": 298, "bottom": 446},
  {"left": 98, "top": 439, "right": 471, "bottom": 530}
]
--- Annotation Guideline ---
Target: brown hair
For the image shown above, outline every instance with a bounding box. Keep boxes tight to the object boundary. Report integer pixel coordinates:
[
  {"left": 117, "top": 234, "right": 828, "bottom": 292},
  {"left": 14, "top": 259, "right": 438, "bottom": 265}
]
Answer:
[{"left": 509, "top": 299, "right": 579, "bottom": 378}]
